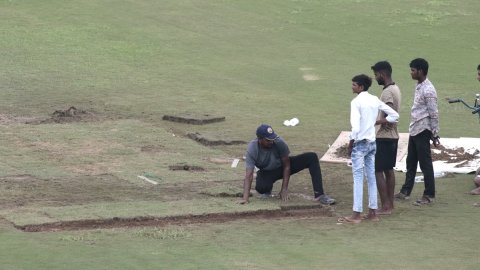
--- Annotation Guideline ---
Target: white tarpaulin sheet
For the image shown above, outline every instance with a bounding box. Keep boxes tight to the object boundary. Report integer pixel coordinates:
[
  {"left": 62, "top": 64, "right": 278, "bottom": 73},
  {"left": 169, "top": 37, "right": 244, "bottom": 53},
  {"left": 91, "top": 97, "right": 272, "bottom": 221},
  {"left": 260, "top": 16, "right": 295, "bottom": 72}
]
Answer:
[
  {"left": 321, "top": 132, "right": 480, "bottom": 174},
  {"left": 394, "top": 137, "right": 480, "bottom": 174}
]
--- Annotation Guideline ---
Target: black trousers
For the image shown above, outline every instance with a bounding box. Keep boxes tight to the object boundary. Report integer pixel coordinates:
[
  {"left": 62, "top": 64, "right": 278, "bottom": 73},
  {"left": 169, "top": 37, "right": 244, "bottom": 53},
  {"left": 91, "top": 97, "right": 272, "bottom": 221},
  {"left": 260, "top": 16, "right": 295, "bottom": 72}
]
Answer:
[
  {"left": 400, "top": 129, "right": 435, "bottom": 198},
  {"left": 255, "top": 152, "right": 325, "bottom": 198}
]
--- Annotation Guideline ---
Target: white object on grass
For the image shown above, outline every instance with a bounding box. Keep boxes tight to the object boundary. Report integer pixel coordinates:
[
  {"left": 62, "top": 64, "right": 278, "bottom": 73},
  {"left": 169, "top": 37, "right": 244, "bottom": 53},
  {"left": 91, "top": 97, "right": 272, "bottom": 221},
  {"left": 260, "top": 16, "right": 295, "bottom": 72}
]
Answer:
[
  {"left": 414, "top": 171, "right": 447, "bottom": 183},
  {"left": 290, "top": 118, "right": 299, "bottom": 126},
  {"left": 414, "top": 176, "right": 424, "bottom": 183},
  {"left": 283, "top": 117, "right": 300, "bottom": 127},
  {"left": 231, "top": 158, "right": 240, "bottom": 168},
  {"left": 137, "top": 175, "right": 158, "bottom": 185}
]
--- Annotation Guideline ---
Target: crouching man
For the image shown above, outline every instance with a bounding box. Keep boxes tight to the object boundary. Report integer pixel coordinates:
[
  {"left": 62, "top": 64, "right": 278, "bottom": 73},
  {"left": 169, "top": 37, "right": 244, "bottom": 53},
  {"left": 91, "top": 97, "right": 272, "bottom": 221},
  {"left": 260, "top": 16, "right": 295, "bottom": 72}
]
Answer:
[{"left": 239, "top": 124, "right": 335, "bottom": 205}]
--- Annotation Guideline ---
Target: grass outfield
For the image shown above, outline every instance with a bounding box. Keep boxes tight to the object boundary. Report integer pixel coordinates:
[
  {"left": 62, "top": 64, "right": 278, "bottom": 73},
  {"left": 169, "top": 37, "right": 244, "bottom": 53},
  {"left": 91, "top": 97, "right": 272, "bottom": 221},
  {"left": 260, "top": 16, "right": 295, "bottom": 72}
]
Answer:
[{"left": 0, "top": 0, "right": 479, "bottom": 269}]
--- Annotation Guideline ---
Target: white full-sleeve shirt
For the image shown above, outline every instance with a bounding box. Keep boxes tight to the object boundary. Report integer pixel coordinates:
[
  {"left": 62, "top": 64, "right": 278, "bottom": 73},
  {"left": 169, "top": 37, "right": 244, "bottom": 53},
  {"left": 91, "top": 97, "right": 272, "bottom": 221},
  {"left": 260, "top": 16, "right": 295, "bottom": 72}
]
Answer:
[{"left": 350, "top": 91, "right": 399, "bottom": 142}]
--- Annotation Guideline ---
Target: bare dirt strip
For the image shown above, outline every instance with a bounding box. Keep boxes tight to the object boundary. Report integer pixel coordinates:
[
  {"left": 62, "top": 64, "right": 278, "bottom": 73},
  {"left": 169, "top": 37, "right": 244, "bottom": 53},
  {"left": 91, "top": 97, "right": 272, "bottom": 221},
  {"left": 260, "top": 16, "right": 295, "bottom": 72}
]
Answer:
[
  {"left": 17, "top": 205, "right": 334, "bottom": 232},
  {"left": 162, "top": 114, "right": 225, "bottom": 125}
]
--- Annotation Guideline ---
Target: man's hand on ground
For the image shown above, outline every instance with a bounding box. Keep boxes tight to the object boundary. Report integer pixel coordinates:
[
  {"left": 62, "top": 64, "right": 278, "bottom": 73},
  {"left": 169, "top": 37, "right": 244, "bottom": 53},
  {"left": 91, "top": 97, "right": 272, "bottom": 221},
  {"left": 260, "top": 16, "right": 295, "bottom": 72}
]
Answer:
[
  {"left": 279, "top": 189, "right": 289, "bottom": 202},
  {"left": 238, "top": 199, "right": 249, "bottom": 204}
]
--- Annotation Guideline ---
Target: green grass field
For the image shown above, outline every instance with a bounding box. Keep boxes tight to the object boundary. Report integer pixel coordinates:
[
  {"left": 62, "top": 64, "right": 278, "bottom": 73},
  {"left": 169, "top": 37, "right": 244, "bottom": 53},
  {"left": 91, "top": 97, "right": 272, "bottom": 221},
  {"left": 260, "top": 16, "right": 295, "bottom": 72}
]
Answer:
[{"left": 1, "top": 0, "right": 479, "bottom": 269}]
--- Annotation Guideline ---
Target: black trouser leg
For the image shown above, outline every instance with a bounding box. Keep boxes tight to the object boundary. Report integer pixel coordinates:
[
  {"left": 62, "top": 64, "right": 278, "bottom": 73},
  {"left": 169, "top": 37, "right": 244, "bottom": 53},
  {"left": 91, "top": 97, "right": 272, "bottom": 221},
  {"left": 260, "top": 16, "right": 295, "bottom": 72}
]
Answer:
[
  {"left": 401, "top": 130, "right": 435, "bottom": 197},
  {"left": 255, "top": 152, "right": 325, "bottom": 197},
  {"left": 401, "top": 135, "right": 418, "bottom": 195},
  {"left": 290, "top": 152, "right": 325, "bottom": 197},
  {"left": 255, "top": 169, "right": 280, "bottom": 194},
  {"left": 416, "top": 131, "right": 435, "bottom": 197}
]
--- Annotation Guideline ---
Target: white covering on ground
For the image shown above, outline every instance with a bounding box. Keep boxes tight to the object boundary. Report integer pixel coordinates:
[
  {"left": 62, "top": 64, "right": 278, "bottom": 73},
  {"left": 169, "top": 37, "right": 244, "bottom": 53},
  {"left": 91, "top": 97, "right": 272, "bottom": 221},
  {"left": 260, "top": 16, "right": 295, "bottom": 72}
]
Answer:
[{"left": 394, "top": 137, "right": 480, "bottom": 174}]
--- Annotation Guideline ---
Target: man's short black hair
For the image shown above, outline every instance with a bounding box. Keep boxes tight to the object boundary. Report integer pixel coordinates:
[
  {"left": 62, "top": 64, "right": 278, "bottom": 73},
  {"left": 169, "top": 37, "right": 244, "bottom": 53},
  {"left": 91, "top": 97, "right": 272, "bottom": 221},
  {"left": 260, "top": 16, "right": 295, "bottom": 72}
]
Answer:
[
  {"left": 371, "top": 61, "right": 392, "bottom": 76},
  {"left": 477, "top": 64, "right": 480, "bottom": 70},
  {"left": 352, "top": 74, "right": 372, "bottom": 91},
  {"left": 410, "top": 58, "right": 429, "bottom": 76}
]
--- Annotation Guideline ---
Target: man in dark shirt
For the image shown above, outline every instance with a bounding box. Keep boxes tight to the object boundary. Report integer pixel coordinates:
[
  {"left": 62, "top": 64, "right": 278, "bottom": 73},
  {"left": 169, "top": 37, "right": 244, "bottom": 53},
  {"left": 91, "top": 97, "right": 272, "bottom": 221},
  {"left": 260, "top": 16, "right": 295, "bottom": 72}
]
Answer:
[{"left": 239, "top": 124, "right": 335, "bottom": 205}]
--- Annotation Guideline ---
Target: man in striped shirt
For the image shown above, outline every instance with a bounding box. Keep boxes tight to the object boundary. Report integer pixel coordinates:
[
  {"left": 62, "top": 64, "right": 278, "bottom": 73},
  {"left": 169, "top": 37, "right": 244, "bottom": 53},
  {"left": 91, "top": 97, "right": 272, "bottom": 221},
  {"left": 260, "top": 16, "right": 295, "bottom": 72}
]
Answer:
[{"left": 395, "top": 58, "right": 440, "bottom": 205}]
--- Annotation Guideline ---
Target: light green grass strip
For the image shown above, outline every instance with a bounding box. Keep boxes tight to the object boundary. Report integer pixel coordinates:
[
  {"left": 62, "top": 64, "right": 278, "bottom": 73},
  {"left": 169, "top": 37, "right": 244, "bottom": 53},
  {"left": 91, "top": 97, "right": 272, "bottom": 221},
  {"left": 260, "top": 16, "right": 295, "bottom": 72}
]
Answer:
[{"left": 0, "top": 198, "right": 280, "bottom": 226}]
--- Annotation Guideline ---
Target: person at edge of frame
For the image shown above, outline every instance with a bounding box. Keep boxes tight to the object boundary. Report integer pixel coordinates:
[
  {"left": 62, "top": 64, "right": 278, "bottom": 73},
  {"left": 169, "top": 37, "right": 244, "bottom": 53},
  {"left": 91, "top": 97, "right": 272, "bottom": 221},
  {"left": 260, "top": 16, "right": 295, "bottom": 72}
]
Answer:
[{"left": 469, "top": 64, "right": 480, "bottom": 196}]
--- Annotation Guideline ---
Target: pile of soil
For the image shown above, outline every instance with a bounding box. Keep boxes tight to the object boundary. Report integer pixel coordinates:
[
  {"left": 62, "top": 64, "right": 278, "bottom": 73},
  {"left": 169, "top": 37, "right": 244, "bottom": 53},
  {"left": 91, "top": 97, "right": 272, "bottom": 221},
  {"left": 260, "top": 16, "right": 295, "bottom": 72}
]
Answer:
[
  {"left": 27, "top": 106, "right": 98, "bottom": 124},
  {"left": 334, "top": 144, "right": 350, "bottom": 159},
  {"left": 431, "top": 144, "right": 479, "bottom": 164},
  {"left": 333, "top": 142, "right": 479, "bottom": 165}
]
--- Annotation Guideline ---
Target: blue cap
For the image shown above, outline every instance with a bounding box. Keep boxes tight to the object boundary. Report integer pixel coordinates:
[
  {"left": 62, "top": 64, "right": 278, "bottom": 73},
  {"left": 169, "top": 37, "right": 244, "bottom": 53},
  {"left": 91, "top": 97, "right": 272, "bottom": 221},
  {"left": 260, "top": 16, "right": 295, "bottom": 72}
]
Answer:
[{"left": 256, "top": 124, "right": 278, "bottom": 140}]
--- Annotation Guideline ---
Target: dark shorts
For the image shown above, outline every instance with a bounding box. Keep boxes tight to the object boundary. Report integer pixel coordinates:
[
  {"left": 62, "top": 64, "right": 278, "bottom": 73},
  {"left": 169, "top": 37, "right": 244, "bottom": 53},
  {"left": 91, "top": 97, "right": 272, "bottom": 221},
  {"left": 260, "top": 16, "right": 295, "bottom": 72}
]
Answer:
[{"left": 375, "top": 139, "right": 398, "bottom": 172}]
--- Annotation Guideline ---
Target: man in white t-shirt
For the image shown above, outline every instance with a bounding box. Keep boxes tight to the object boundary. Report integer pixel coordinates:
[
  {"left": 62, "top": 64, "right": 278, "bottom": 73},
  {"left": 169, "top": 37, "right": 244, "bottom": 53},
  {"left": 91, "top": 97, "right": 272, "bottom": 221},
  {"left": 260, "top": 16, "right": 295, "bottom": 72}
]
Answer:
[{"left": 338, "top": 74, "right": 399, "bottom": 224}]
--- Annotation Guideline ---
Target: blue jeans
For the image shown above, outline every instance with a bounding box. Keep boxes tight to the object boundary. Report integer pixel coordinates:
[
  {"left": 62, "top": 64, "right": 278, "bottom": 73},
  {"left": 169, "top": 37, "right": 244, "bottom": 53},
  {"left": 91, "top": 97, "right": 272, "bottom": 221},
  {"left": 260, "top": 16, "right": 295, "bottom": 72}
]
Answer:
[{"left": 351, "top": 140, "right": 377, "bottom": 213}]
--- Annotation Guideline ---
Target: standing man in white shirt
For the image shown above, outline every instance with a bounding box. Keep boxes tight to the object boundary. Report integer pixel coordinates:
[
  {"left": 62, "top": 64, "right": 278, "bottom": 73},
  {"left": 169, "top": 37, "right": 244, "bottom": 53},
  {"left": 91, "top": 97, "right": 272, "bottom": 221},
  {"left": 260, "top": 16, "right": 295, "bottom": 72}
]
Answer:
[{"left": 338, "top": 74, "right": 399, "bottom": 224}]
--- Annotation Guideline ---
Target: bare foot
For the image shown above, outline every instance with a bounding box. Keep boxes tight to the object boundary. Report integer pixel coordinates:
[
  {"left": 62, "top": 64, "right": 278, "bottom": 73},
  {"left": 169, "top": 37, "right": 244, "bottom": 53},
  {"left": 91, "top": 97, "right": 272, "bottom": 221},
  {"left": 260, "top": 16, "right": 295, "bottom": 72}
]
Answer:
[
  {"left": 337, "top": 216, "right": 362, "bottom": 224},
  {"left": 362, "top": 209, "right": 380, "bottom": 221},
  {"left": 377, "top": 209, "right": 392, "bottom": 215}
]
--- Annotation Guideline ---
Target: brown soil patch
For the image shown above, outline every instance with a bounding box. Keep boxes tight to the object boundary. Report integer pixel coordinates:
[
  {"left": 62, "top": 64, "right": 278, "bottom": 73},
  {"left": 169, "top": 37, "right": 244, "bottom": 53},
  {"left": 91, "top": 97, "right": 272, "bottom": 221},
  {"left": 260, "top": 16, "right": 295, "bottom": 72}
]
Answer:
[
  {"left": 162, "top": 113, "right": 225, "bottom": 125},
  {"left": 333, "top": 143, "right": 479, "bottom": 165},
  {"left": 200, "top": 191, "right": 244, "bottom": 198},
  {"left": 0, "top": 114, "right": 40, "bottom": 125},
  {"left": 169, "top": 164, "right": 205, "bottom": 171},
  {"left": 431, "top": 144, "right": 479, "bottom": 164},
  {"left": 140, "top": 145, "right": 165, "bottom": 153},
  {"left": 335, "top": 143, "right": 350, "bottom": 159},
  {"left": 17, "top": 205, "right": 334, "bottom": 232},
  {"left": 27, "top": 106, "right": 99, "bottom": 124},
  {"left": 187, "top": 133, "right": 247, "bottom": 146}
]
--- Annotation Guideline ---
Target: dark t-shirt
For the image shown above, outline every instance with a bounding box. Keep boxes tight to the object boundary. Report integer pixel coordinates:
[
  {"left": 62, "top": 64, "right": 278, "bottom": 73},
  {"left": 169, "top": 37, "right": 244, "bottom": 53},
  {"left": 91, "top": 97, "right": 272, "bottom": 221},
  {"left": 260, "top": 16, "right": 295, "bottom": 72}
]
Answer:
[{"left": 245, "top": 137, "right": 290, "bottom": 171}]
